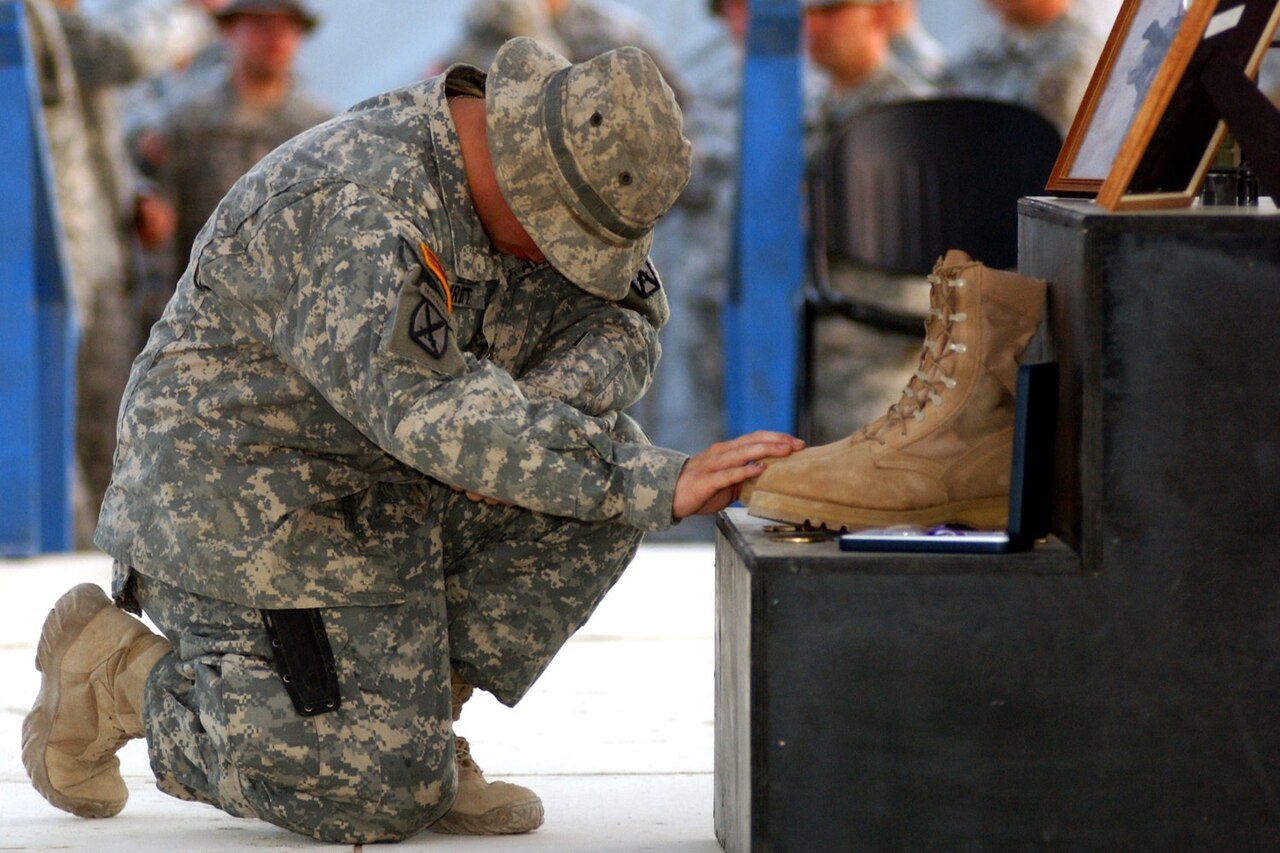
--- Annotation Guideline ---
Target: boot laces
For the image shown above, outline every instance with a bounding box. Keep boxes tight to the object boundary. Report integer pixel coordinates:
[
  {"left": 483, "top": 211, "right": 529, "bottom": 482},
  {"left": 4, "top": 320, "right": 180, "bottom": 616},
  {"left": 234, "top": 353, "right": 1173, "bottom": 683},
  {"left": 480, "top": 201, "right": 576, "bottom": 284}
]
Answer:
[
  {"left": 864, "top": 271, "right": 967, "bottom": 443},
  {"left": 454, "top": 735, "right": 483, "bottom": 775}
]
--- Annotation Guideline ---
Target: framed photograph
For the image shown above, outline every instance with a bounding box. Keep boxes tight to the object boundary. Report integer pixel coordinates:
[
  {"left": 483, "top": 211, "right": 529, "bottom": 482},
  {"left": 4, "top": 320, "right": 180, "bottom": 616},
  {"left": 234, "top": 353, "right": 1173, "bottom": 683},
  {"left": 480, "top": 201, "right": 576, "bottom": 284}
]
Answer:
[
  {"left": 1046, "top": 0, "right": 1202, "bottom": 195},
  {"left": 1046, "top": 0, "right": 1280, "bottom": 209},
  {"left": 1098, "top": 0, "right": 1280, "bottom": 209}
]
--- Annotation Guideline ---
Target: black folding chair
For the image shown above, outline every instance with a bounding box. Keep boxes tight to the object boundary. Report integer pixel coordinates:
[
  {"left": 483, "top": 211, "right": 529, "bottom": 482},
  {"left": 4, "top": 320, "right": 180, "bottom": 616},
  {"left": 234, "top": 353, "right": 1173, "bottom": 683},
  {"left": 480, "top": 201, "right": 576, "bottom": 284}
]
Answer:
[{"left": 798, "top": 97, "right": 1063, "bottom": 437}]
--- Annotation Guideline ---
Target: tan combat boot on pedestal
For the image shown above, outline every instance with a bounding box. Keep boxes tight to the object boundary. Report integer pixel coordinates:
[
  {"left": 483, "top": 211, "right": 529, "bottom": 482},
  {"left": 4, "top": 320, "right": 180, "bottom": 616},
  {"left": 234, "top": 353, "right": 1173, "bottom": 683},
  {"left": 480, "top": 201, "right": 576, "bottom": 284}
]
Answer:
[
  {"left": 428, "top": 670, "right": 545, "bottom": 835},
  {"left": 743, "top": 249, "right": 1046, "bottom": 530},
  {"left": 23, "top": 583, "right": 171, "bottom": 818}
]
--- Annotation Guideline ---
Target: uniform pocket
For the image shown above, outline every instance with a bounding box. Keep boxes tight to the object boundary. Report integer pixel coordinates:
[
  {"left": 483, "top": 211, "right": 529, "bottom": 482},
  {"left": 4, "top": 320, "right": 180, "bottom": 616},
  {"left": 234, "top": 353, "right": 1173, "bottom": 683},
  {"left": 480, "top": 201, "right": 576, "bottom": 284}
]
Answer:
[{"left": 220, "top": 652, "right": 384, "bottom": 807}]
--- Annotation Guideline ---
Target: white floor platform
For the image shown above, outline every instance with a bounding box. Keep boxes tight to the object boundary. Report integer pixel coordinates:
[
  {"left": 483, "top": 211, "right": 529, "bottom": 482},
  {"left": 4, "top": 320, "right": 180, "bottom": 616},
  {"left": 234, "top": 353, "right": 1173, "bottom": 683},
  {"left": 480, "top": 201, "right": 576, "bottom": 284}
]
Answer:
[{"left": 0, "top": 543, "right": 723, "bottom": 852}]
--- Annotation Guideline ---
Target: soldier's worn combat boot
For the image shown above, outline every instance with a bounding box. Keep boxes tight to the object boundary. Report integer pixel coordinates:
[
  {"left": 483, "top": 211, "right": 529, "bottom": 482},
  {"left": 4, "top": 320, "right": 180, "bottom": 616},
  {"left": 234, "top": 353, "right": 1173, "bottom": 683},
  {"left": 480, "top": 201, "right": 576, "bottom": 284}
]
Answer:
[
  {"left": 23, "top": 583, "right": 171, "bottom": 818},
  {"left": 743, "top": 250, "right": 1045, "bottom": 530},
  {"left": 428, "top": 671, "right": 545, "bottom": 835}
]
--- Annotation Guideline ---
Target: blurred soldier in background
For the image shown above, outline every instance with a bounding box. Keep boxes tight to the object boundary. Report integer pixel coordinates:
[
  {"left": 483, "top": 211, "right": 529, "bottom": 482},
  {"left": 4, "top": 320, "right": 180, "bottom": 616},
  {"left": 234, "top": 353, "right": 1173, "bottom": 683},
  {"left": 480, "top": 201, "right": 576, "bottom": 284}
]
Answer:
[
  {"left": 941, "top": 0, "right": 1104, "bottom": 134},
  {"left": 434, "top": 0, "right": 568, "bottom": 72},
  {"left": 804, "top": 0, "right": 934, "bottom": 143},
  {"left": 141, "top": 0, "right": 330, "bottom": 337},
  {"left": 537, "top": 0, "right": 689, "bottom": 105},
  {"left": 26, "top": 0, "right": 176, "bottom": 545},
  {"left": 885, "top": 0, "right": 946, "bottom": 85},
  {"left": 636, "top": 0, "right": 746, "bottom": 541},
  {"left": 802, "top": 0, "right": 936, "bottom": 445}
]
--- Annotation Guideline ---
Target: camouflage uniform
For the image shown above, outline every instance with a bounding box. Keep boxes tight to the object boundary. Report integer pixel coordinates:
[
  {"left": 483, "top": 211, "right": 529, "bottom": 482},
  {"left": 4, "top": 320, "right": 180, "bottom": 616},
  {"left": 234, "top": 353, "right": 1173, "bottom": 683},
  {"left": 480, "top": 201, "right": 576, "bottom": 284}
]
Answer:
[
  {"left": 155, "top": 76, "right": 332, "bottom": 281},
  {"left": 940, "top": 3, "right": 1105, "bottom": 135},
  {"left": 807, "top": 58, "right": 935, "bottom": 445},
  {"left": 95, "top": 45, "right": 689, "bottom": 841},
  {"left": 27, "top": 2, "right": 148, "bottom": 542},
  {"left": 890, "top": 18, "right": 947, "bottom": 85}
]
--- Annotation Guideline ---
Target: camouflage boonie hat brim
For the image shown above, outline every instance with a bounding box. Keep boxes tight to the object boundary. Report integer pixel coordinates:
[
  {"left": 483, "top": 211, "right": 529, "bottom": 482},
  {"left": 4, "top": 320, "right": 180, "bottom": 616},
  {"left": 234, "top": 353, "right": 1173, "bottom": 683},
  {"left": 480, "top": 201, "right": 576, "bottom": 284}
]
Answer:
[{"left": 486, "top": 37, "right": 691, "bottom": 300}]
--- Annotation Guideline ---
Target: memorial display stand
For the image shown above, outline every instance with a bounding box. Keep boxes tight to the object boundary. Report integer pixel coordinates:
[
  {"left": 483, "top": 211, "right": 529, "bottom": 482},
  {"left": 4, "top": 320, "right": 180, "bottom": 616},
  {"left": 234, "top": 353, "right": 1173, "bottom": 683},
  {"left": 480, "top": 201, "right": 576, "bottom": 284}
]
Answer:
[{"left": 714, "top": 197, "right": 1280, "bottom": 850}]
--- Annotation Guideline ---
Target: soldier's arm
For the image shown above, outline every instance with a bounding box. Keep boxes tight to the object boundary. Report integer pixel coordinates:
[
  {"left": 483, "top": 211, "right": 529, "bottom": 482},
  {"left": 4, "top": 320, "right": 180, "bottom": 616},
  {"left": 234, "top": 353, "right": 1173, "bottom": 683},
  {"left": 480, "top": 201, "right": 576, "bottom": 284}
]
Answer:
[
  {"left": 57, "top": 10, "right": 143, "bottom": 89},
  {"left": 516, "top": 261, "right": 669, "bottom": 416},
  {"left": 238, "top": 190, "right": 687, "bottom": 530}
]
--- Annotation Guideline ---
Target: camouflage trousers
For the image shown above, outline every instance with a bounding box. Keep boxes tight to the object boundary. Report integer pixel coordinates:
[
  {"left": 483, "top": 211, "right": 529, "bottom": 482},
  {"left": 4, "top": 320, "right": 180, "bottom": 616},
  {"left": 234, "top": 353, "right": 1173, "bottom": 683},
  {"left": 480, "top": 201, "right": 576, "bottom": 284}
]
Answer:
[{"left": 125, "top": 489, "right": 642, "bottom": 843}]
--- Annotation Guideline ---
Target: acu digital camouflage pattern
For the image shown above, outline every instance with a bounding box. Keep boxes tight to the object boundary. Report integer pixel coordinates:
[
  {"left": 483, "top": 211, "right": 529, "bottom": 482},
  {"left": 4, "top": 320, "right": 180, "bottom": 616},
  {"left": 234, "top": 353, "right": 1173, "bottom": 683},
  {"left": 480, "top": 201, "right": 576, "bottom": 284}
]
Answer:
[
  {"left": 155, "top": 76, "right": 332, "bottom": 278},
  {"left": 487, "top": 37, "right": 690, "bottom": 300},
  {"left": 940, "top": 4, "right": 1105, "bottom": 135},
  {"left": 132, "top": 483, "right": 639, "bottom": 842},
  {"left": 97, "top": 55, "right": 685, "bottom": 842},
  {"left": 97, "top": 62, "right": 686, "bottom": 611}
]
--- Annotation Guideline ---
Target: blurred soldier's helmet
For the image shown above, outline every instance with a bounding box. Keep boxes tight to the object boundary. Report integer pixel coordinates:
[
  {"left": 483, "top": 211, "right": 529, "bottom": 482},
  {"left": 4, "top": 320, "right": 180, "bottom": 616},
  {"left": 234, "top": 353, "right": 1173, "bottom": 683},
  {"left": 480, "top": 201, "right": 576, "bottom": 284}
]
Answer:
[
  {"left": 214, "top": 0, "right": 320, "bottom": 32},
  {"left": 485, "top": 37, "right": 691, "bottom": 299}
]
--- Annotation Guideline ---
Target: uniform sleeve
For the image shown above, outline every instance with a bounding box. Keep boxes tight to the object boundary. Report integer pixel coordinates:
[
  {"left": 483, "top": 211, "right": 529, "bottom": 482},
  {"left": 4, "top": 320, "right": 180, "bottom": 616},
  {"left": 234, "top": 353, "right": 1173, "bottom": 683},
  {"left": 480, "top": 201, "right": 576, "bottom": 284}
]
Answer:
[
  {"left": 266, "top": 190, "right": 687, "bottom": 531},
  {"left": 58, "top": 10, "right": 143, "bottom": 89},
  {"left": 515, "top": 262, "right": 669, "bottom": 416}
]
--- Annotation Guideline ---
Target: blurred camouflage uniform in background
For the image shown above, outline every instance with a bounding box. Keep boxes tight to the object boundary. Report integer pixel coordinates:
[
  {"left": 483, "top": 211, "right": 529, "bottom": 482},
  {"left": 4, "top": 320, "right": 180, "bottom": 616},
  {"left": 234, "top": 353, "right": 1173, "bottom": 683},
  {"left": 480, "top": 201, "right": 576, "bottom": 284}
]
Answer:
[
  {"left": 634, "top": 6, "right": 742, "bottom": 541},
  {"left": 541, "top": 0, "right": 688, "bottom": 105},
  {"left": 437, "top": 0, "right": 568, "bottom": 70},
  {"left": 802, "top": 0, "right": 936, "bottom": 445},
  {"left": 146, "top": 0, "right": 330, "bottom": 326},
  {"left": 24, "top": 0, "right": 150, "bottom": 545},
  {"left": 940, "top": 0, "right": 1104, "bottom": 135}
]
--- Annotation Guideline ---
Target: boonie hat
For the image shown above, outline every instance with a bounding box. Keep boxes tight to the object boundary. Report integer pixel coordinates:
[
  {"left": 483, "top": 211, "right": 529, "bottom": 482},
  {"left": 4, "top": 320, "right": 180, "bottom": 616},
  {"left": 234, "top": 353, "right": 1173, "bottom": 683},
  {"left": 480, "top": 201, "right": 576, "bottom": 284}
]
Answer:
[
  {"left": 214, "top": 0, "right": 319, "bottom": 32},
  {"left": 486, "top": 37, "right": 691, "bottom": 300}
]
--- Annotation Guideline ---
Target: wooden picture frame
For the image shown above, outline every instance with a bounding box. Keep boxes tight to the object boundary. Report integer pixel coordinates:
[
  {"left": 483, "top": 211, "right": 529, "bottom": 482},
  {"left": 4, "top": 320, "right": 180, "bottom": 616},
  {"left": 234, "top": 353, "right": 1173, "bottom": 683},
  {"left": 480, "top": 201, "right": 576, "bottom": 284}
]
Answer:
[
  {"left": 1046, "top": 0, "right": 1280, "bottom": 210},
  {"left": 1046, "top": 0, "right": 1198, "bottom": 196}
]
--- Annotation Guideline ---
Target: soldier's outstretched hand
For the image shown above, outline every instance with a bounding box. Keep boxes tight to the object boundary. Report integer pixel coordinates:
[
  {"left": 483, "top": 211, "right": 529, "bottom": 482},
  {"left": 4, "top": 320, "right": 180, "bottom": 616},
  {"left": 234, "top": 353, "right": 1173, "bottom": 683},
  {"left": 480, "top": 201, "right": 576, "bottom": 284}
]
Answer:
[{"left": 672, "top": 431, "right": 805, "bottom": 519}]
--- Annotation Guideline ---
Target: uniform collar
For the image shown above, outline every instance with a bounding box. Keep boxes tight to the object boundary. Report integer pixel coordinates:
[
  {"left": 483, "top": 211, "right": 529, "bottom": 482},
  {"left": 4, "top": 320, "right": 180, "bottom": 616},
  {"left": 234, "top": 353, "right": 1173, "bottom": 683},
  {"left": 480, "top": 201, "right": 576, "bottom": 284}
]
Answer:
[{"left": 426, "top": 66, "right": 502, "bottom": 284}]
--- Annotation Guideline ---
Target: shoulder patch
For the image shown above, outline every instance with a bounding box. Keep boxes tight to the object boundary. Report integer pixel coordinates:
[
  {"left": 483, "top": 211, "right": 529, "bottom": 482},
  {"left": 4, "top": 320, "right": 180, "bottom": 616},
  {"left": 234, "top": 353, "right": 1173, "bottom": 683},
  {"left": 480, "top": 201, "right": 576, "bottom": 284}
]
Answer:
[
  {"left": 409, "top": 297, "right": 450, "bottom": 358},
  {"left": 629, "top": 258, "right": 662, "bottom": 299}
]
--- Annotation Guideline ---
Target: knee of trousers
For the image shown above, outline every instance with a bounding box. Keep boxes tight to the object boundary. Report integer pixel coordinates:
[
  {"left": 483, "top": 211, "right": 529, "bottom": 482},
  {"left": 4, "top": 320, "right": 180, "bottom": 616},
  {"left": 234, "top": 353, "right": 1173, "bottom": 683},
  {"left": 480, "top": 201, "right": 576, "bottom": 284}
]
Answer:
[
  {"left": 233, "top": 739, "right": 458, "bottom": 844},
  {"left": 146, "top": 655, "right": 457, "bottom": 843}
]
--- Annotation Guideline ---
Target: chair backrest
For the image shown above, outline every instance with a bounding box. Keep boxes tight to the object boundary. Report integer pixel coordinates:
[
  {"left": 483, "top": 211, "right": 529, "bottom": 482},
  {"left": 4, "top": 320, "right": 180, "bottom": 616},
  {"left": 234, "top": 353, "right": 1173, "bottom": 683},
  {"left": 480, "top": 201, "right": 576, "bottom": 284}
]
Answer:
[{"left": 814, "top": 98, "right": 1063, "bottom": 275}]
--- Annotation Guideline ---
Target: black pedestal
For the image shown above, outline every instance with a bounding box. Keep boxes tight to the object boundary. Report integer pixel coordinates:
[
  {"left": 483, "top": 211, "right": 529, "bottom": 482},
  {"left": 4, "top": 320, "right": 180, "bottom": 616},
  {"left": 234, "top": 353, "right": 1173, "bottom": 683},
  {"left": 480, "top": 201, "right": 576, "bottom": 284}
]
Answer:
[{"left": 714, "top": 198, "right": 1280, "bottom": 851}]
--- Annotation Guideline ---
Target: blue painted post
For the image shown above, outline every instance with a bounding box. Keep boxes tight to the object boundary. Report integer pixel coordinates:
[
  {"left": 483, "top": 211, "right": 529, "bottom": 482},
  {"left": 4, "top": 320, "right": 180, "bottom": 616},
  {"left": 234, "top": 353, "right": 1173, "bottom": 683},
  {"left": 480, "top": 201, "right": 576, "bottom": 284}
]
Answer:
[
  {"left": 721, "top": 0, "right": 804, "bottom": 437},
  {"left": 0, "top": 0, "right": 76, "bottom": 554}
]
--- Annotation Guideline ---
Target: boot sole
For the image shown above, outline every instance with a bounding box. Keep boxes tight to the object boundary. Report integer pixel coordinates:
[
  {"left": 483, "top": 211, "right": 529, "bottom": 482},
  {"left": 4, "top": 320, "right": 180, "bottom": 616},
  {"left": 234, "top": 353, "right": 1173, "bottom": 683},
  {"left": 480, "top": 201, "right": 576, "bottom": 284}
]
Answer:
[
  {"left": 427, "top": 797, "right": 545, "bottom": 835},
  {"left": 22, "top": 583, "right": 126, "bottom": 819},
  {"left": 747, "top": 489, "right": 1008, "bottom": 532}
]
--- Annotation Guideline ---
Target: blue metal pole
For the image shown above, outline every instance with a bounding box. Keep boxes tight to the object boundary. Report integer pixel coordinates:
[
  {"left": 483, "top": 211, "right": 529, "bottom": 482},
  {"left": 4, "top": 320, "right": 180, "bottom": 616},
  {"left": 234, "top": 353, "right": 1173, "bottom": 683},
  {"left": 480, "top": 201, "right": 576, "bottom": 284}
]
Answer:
[
  {"left": 722, "top": 0, "right": 804, "bottom": 437},
  {"left": 0, "top": 2, "right": 42, "bottom": 555},
  {"left": 0, "top": 0, "right": 76, "bottom": 554}
]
